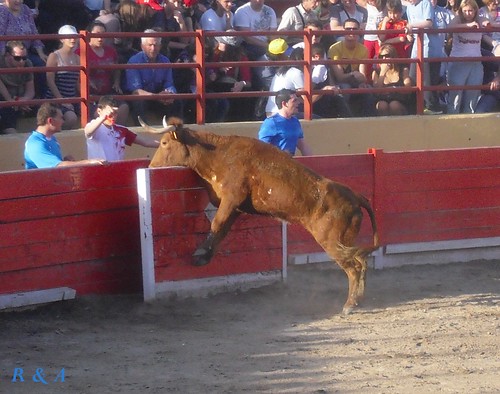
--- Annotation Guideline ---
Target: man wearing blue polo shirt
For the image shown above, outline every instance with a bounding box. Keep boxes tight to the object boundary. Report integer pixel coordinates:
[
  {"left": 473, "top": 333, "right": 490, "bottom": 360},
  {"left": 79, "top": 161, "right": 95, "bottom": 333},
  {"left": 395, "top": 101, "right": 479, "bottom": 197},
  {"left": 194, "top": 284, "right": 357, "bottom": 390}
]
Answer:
[
  {"left": 24, "top": 103, "right": 105, "bottom": 169},
  {"left": 258, "top": 88, "right": 313, "bottom": 156},
  {"left": 126, "top": 29, "right": 182, "bottom": 125}
]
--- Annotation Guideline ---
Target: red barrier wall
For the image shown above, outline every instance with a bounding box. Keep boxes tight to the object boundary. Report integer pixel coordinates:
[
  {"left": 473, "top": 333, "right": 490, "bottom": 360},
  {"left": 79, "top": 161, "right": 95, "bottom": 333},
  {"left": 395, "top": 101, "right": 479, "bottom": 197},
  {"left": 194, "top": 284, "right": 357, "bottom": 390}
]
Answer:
[
  {"left": 0, "top": 160, "right": 149, "bottom": 297},
  {"left": 373, "top": 148, "right": 500, "bottom": 244},
  {"left": 1, "top": 147, "right": 499, "bottom": 303}
]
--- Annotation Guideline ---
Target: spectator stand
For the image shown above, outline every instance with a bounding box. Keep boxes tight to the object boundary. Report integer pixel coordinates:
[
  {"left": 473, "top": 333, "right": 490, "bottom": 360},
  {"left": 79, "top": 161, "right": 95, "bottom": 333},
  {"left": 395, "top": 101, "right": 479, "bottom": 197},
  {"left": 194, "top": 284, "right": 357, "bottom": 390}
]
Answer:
[{"left": 1, "top": 26, "right": 499, "bottom": 130}]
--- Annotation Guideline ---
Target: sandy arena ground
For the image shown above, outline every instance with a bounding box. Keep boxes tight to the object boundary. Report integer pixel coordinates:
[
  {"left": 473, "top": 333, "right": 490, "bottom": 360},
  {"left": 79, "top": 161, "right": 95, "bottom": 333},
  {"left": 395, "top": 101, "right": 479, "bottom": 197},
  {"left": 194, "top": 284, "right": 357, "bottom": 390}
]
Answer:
[{"left": 1, "top": 260, "right": 499, "bottom": 393}]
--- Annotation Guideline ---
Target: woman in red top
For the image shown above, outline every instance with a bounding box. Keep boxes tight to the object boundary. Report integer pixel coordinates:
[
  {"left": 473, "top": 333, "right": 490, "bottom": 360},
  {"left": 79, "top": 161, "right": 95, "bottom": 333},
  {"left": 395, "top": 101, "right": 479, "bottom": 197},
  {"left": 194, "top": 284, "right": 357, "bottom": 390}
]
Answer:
[{"left": 76, "top": 21, "right": 129, "bottom": 124}]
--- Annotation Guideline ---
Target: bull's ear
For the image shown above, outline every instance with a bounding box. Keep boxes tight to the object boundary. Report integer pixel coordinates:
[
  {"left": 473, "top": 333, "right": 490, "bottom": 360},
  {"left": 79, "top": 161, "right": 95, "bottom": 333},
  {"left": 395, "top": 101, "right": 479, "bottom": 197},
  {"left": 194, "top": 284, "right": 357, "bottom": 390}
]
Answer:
[{"left": 171, "top": 127, "right": 186, "bottom": 143}]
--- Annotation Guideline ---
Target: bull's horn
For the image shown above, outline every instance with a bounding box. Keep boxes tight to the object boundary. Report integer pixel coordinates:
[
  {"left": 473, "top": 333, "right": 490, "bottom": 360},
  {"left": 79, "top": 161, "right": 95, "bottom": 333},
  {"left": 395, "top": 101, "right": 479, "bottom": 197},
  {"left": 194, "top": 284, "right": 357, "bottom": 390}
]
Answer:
[{"left": 138, "top": 116, "right": 175, "bottom": 134}]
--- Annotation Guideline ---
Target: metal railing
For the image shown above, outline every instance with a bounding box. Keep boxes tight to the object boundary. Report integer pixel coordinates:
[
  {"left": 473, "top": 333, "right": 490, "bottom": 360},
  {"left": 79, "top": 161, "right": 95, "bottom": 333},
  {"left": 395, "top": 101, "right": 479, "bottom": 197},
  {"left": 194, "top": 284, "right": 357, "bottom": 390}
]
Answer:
[{"left": 0, "top": 26, "right": 498, "bottom": 127}]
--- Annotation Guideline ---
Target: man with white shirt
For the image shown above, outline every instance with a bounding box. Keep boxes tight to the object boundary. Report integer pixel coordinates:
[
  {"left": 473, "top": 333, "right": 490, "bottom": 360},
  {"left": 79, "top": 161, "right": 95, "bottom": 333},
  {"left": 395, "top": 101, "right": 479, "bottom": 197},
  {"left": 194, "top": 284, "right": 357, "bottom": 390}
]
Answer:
[
  {"left": 234, "top": 0, "right": 277, "bottom": 60},
  {"left": 277, "top": 0, "right": 320, "bottom": 45},
  {"left": 199, "top": 0, "right": 234, "bottom": 31}
]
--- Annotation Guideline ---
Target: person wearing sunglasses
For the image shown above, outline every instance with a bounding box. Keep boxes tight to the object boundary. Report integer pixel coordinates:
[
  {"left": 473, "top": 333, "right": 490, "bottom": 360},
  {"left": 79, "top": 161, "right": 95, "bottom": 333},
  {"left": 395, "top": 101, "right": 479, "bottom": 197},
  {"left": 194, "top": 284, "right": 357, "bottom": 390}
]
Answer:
[
  {"left": 328, "top": 18, "right": 376, "bottom": 116},
  {"left": 0, "top": 41, "right": 35, "bottom": 134},
  {"left": 372, "top": 43, "right": 413, "bottom": 115}
]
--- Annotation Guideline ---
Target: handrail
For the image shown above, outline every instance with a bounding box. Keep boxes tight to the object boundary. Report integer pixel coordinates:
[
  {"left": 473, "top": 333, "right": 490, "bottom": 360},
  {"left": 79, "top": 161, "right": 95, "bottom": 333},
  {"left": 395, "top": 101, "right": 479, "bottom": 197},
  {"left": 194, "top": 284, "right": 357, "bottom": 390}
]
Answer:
[{"left": 0, "top": 26, "right": 498, "bottom": 127}]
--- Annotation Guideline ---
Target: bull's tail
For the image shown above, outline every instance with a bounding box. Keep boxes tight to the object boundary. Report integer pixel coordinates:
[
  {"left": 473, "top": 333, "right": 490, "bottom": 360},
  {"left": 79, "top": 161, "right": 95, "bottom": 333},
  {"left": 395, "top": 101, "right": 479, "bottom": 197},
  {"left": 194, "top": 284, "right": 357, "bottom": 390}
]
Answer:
[
  {"left": 359, "top": 194, "right": 379, "bottom": 249},
  {"left": 335, "top": 194, "right": 379, "bottom": 263},
  {"left": 336, "top": 243, "right": 377, "bottom": 267}
]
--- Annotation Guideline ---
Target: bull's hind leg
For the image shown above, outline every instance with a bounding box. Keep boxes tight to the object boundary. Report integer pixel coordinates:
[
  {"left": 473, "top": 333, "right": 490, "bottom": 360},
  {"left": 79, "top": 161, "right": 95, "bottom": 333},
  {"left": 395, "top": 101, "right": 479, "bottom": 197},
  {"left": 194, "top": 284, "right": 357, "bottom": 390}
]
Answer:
[
  {"left": 337, "top": 259, "right": 362, "bottom": 315},
  {"left": 312, "top": 211, "right": 365, "bottom": 314},
  {"left": 193, "top": 200, "right": 241, "bottom": 266},
  {"left": 318, "top": 242, "right": 364, "bottom": 315},
  {"left": 355, "top": 254, "right": 368, "bottom": 301}
]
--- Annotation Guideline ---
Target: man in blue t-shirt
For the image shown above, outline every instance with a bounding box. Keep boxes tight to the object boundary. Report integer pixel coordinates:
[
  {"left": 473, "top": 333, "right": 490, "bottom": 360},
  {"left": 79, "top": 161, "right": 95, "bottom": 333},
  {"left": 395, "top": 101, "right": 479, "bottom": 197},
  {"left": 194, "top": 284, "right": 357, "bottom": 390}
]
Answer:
[
  {"left": 258, "top": 88, "right": 313, "bottom": 156},
  {"left": 24, "top": 103, "right": 105, "bottom": 169}
]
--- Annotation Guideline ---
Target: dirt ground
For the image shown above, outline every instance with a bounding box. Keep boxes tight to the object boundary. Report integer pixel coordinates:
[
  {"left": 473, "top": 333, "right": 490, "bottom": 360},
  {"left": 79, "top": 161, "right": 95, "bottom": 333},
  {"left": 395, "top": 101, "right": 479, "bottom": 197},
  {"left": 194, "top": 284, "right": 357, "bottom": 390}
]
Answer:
[{"left": 1, "top": 260, "right": 499, "bottom": 394}]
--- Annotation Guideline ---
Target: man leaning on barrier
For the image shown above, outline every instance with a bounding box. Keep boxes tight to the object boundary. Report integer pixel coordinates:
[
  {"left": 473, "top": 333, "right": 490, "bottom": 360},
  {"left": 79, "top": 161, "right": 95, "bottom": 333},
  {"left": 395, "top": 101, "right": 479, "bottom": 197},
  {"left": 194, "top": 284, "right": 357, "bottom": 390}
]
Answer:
[{"left": 24, "top": 103, "right": 106, "bottom": 169}]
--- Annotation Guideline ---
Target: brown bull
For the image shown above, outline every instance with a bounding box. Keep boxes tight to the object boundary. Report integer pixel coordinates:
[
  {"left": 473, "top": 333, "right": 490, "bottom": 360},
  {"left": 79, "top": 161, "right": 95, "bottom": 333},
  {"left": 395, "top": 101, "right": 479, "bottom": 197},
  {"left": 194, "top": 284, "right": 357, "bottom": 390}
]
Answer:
[{"left": 146, "top": 117, "right": 379, "bottom": 314}]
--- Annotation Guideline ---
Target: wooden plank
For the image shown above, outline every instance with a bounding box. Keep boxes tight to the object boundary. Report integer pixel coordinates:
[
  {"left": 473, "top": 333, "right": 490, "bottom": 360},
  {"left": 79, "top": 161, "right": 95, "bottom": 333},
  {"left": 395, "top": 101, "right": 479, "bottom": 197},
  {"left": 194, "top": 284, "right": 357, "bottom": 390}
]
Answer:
[
  {"left": 0, "top": 287, "right": 76, "bottom": 310},
  {"left": 0, "top": 230, "right": 141, "bottom": 273},
  {"left": 297, "top": 154, "right": 374, "bottom": 177},
  {"left": 152, "top": 213, "right": 210, "bottom": 237},
  {"left": 151, "top": 188, "right": 210, "bottom": 214},
  {"left": 381, "top": 187, "right": 500, "bottom": 213},
  {"left": 0, "top": 160, "right": 148, "bottom": 200},
  {"left": 1, "top": 187, "right": 139, "bottom": 223},
  {"left": 378, "top": 168, "right": 500, "bottom": 193},
  {"left": 0, "top": 257, "right": 142, "bottom": 295},
  {"left": 149, "top": 166, "right": 201, "bottom": 190},
  {"left": 153, "top": 221, "right": 282, "bottom": 266},
  {"left": 1, "top": 209, "right": 139, "bottom": 248},
  {"left": 154, "top": 233, "right": 205, "bottom": 262},
  {"left": 154, "top": 271, "right": 282, "bottom": 299},
  {"left": 154, "top": 248, "right": 282, "bottom": 282},
  {"left": 377, "top": 148, "right": 500, "bottom": 171},
  {"left": 380, "top": 207, "right": 500, "bottom": 234},
  {"left": 385, "top": 236, "right": 500, "bottom": 254},
  {"left": 381, "top": 208, "right": 500, "bottom": 244}
]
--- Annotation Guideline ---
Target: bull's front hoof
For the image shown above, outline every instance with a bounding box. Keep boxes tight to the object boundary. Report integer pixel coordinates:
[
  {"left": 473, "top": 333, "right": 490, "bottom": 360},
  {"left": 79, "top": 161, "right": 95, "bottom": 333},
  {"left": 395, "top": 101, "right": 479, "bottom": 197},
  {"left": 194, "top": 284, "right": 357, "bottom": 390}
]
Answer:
[
  {"left": 192, "top": 248, "right": 212, "bottom": 266},
  {"left": 342, "top": 307, "right": 353, "bottom": 315},
  {"left": 342, "top": 304, "right": 357, "bottom": 315}
]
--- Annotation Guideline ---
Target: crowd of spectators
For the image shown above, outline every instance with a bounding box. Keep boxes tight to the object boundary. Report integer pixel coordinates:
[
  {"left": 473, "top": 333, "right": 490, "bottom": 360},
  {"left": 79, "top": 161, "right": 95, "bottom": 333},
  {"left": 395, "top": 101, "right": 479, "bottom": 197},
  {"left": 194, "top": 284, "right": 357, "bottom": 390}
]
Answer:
[{"left": 0, "top": 0, "right": 499, "bottom": 134}]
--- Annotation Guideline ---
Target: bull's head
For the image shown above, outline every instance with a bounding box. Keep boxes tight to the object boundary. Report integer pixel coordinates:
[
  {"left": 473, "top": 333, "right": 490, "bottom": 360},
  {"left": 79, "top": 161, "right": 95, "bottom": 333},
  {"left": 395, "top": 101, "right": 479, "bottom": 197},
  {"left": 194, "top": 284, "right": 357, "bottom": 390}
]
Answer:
[{"left": 142, "top": 117, "right": 190, "bottom": 168}]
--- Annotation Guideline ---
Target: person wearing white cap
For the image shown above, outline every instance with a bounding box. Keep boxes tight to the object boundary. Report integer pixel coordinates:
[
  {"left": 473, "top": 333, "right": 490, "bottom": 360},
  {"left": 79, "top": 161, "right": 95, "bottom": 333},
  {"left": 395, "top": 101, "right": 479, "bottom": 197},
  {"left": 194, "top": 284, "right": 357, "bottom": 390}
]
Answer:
[{"left": 45, "top": 25, "right": 80, "bottom": 130}]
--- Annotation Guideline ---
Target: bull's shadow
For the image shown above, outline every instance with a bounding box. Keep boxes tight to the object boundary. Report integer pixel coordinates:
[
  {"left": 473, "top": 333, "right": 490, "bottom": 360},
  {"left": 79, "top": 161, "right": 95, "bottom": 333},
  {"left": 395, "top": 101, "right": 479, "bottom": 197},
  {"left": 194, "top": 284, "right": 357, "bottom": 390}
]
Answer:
[{"left": 282, "top": 260, "right": 499, "bottom": 317}]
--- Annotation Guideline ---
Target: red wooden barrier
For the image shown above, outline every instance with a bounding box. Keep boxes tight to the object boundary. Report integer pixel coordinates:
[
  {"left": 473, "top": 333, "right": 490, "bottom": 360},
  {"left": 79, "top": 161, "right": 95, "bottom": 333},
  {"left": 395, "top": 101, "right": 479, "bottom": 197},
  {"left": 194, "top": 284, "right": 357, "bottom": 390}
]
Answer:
[
  {"left": 137, "top": 167, "right": 283, "bottom": 300},
  {"left": 0, "top": 160, "right": 149, "bottom": 299},
  {"left": 1, "top": 148, "right": 499, "bottom": 307},
  {"left": 373, "top": 147, "right": 500, "bottom": 244}
]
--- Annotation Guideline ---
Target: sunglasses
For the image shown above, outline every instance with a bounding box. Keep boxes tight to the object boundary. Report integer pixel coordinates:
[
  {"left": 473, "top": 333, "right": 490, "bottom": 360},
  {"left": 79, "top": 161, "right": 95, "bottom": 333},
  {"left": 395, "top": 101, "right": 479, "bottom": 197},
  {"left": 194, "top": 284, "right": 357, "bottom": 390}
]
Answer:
[
  {"left": 380, "top": 54, "right": 390, "bottom": 58},
  {"left": 11, "top": 55, "right": 28, "bottom": 62},
  {"left": 344, "top": 27, "right": 359, "bottom": 31}
]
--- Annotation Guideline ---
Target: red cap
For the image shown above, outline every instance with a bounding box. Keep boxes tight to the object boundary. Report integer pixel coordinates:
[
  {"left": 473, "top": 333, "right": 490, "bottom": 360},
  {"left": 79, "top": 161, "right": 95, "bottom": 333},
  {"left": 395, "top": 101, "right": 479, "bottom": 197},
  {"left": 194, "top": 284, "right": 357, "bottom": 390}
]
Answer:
[
  {"left": 137, "top": 0, "right": 164, "bottom": 11},
  {"left": 183, "top": 0, "right": 198, "bottom": 7}
]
